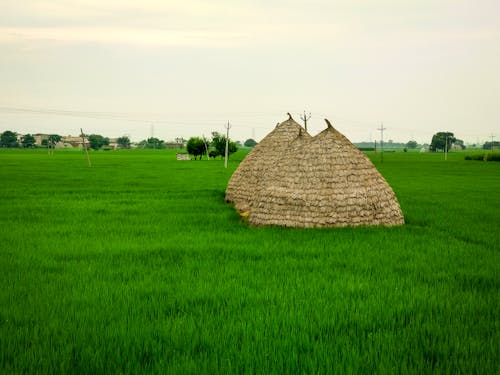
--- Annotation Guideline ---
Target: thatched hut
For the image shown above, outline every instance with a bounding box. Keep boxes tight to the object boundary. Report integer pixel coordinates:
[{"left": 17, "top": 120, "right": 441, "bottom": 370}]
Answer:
[
  {"left": 225, "top": 114, "right": 311, "bottom": 212},
  {"left": 248, "top": 119, "right": 404, "bottom": 227}
]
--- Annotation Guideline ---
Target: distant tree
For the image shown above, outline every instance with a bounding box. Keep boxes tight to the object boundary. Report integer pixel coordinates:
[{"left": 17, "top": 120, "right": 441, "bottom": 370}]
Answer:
[
  {"left": 48, "top": 134, "right": 62, "bottom": 144},
  {"left": 406, "top": 140, "right": 417, "bottom": 149},
  {"left": 211, "top": 132, "right": 237, "bottom": 158},
  {"left": 88, "top": 134, "right": 110, "bottom": 150},
  {"left": 430, "top": 132, "right": 456, "bottom": 152},
  {"left": 21, "top": 134, "right": 36, "bottom": 148},
  {"left": 186, "top": 137, "right": 206, "bottom": 160},
  {"left": 0, "top": 131, "right": 19, "bottom": 148},
  {"left": 43, "top": 134, "right": 62, "bottom": 150},
  {"left": 138, "top": 137, "right": 164, "bottom": 149},
  {"left": 244, "top": 138, "right": 257, "bottom": 147},
  {"left": 483, "top": 141, "right": 500, "bottom": 150},
  {"left": 117, "top": 136, "right": 131, "bottom": 149},
  {"left": 454, "top": 139, "right": 466, "bottom": 150}
]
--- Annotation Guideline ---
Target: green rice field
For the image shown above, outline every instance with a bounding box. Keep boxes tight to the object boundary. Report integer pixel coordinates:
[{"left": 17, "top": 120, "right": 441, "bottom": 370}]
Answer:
[{"left": 1, "top": 148, "right": 499, "bottom": 373}]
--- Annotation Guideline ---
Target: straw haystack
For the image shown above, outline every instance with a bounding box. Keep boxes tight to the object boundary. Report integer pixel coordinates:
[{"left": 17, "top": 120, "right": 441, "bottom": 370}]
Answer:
[
  {"left": 248, "top": 119, "right": 405, "bottom": 227},
  {"left": 225, "top": 114, "right": 311, "bottom": 212}
]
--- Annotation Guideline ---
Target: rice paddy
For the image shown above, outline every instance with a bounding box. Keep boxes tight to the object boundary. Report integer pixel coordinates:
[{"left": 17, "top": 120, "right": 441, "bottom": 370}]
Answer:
[{"left": 0, "top": 148, "right": 498, "bottom": 374}]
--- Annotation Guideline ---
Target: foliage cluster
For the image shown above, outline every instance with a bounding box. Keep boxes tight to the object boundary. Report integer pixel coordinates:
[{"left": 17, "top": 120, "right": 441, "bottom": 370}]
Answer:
[
  {"left": 137, "top": 137, "right": 165, "bottom": 149},
  {"left": 0, "top": 149, "right": 498, "bottom": 373},
  {"left": 429, "top": 132, "right": 465, "bottom": 152},
  {"left": 20, "top": 134, "right": 36, "bottom": 148},
  {"left": 244, "top": 138, "right": 257, "bottom": 147},
  {"left": 0, "top": 130, "right": 19, "bottom": 148},
  {"left": 186, "top": 137, "right": 206, "bottom": 159},
  {"left": 406, "top": 140, "right": 417, "bottom": 149},
  {"left": 482, "top": 141, "right": 500, "bottom": 150},
  {"left": 186, "top": 132, "right": 238, "bottom": 160},
  {"left": 87, "top": 134, "right": 110, "bottom": 150},
  {"left": 117, "top": 136, "right": 131, "bottom": 149}
]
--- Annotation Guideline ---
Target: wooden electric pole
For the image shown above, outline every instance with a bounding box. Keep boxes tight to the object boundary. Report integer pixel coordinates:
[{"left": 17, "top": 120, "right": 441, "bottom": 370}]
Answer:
[
  {"left": 224, "top": 121, "right": 231, "bottom": 169},
  {"left": 202, "top": 135, "right": 210, "bottom": 160},
  {"left": 80, "top": 128, "right": 91, "bottom": 167}
]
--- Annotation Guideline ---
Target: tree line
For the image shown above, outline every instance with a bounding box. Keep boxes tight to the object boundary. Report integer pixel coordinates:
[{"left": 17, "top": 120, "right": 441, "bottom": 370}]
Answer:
[
  {"left": 0, "top": 130, "right": 259, "bottom": 152},
  {"left": 0, "top": 130, "right": 131, "bottom": 150},
  {"left": 186, "top": 132, "right": 236, "bottom": 160},
  {"left": 8, "top": 129, "right": 490, "bottom": 153}
]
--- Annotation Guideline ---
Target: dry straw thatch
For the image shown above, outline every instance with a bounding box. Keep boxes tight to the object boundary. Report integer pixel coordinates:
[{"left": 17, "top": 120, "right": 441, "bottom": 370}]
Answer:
[
  {"left": 236, "top": 117, "right": 404, "bottom": 228},
  {"left": 225, "top": 114, "right": 311, "bottom": 212}
]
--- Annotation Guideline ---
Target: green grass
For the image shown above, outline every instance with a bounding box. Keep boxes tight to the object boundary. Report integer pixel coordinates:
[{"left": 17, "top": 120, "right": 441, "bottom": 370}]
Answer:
[{"left": 1, "top": 148, "right": 499, "bottom": 374}]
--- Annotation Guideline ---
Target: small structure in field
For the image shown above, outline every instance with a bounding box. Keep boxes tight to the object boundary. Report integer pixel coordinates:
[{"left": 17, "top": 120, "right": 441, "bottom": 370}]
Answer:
[
  {"left": 225, "top": 113, "right": 311, "bottom": 212},
  {"left": 228, "top": 117, "right": 404, "bottom": 228}
]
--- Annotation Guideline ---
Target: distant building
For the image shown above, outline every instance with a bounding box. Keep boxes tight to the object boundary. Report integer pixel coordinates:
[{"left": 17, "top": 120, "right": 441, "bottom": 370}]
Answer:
[
  {"left": 33, "top": 133, "right": 49, "bottom": 146},
  {"left": 61, "top": 135, "right": 88, "bottom": 148},
  {"left": 164, "top": 142, "right": 184, "bottom": 149}
]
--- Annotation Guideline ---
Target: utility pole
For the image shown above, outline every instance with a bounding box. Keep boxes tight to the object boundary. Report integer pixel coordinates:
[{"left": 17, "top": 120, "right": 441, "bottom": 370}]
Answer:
[
  {"left": 202, "top": 134, "right": 210, "bottom": 160},
  {"left": 300, "top": 111, "right": 311, "bottom": 132},
  {"left": 80, "top": 128, "right": 91, "bottom": 167},
  {"left": 224, "top": 121, "right": 231, "bottom": 169},
  {"left": 445, "top": 134, "right": 448, "bottom": 161},
  {"left": 48, "top": 137, "right": 53, "bottom": 156},
  {"left": 377, "top": 122, "right": 386, "bottom": 163},
  {"left": 491, "top": 133, "right": 496, "bottom": 151},
  {"left": 150, "top": 123, "right": 156, "bottom": 149}
]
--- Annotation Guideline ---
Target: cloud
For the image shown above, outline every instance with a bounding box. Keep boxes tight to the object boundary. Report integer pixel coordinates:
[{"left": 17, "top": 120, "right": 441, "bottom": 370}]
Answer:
[{"left": 0, "top": 26, "right": 251, "bottom": 47}]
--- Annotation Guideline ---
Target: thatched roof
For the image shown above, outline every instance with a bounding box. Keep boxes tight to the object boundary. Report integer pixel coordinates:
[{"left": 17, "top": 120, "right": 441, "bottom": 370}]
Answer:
[
  {"left": 225, "top": 114, "right": 310, "bottom": 212},
  {"left": 248, "top": 119, "right": 405, "bottom": 227}
]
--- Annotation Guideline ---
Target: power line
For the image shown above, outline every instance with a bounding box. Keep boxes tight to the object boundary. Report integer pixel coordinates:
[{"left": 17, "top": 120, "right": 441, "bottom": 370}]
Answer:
[{"left": 2, "top": 105, "right": 493, "bottom": 144}]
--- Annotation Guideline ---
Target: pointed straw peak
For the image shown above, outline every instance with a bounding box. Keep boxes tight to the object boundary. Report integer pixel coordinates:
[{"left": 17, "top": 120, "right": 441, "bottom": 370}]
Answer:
[
  {"left": 287, "top": 112, "right": 293, "bottom": 121},
  {"left": 325, "top": 118, "right": 334, "bottom": 129}
]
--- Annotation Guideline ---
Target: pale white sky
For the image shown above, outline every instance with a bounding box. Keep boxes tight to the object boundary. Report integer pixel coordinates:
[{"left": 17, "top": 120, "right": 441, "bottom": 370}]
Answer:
[{"left": 1, "top": 0, "right": 499, "bottom": 143}]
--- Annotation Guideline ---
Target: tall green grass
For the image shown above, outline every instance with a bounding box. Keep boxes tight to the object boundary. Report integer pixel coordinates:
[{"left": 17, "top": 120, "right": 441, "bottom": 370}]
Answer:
[{"left": 1, "top": 148, "right": 498, "bottom": 374}]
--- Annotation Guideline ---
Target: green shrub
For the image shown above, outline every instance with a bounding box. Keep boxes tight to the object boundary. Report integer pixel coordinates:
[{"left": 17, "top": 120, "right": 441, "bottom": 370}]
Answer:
[
  {"left": 485, "top": 153, "right": 500, "bottom": 161},
  {"left": 465, "top": 153, "right": 500, "bottom": 161}
]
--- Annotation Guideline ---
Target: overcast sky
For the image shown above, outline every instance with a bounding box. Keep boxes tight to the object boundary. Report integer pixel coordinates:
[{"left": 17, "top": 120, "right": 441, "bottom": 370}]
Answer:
[{"left": 1, "top": 0, "right": 499, "bottom": 143}]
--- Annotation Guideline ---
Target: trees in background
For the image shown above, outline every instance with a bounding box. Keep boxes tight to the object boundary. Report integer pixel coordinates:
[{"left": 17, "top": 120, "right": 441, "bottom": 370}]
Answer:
[
  {"left": 41, "top": 134, "right": 62, "bottom": 148},
  {"left": 186, "top": 137, "right": 206, "bottom": 160},
  {"left": 430, "top": 132, "right": 456, "bottom": 152},
  {"left": 454, "top": 139, "right": 466, "bottom": 150},
  {"left": 186, "top": 132, "right": 238, "bottom": 160},
  {"left": 211, "top": 132, "right": 237, "bottom": 158},
  {"left": 21, "top": 134, "right": 36, "bottom": 148},
  {"left": 406, "top": 140, "right": 417, "bottom": 149},
  {"left": 138, "top": 137, "right": 165, "bottom": 149},
  {"left": 117, "top": 136, "right": 131, "bottom": 149},
  {"left": 48, "top": 134, "right": 61, "bottom": 148},
  {"left": 88, "top": 134, "right": 109, "bottom": 150},
  {"left": 244, "top": 138, "right": 257, "bottom": 147},
  {"left": 483, "top": 141, "right": 500, "bottom": 150},
  {"left": 0, "top": 131, "right": 19, "bottom": 148}
]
